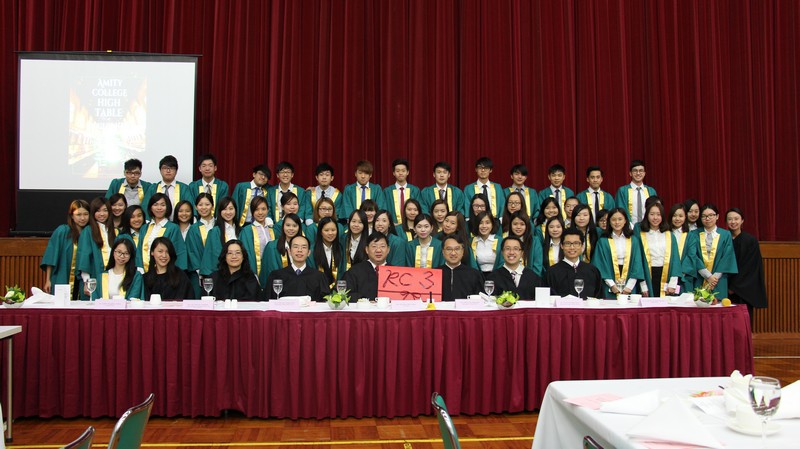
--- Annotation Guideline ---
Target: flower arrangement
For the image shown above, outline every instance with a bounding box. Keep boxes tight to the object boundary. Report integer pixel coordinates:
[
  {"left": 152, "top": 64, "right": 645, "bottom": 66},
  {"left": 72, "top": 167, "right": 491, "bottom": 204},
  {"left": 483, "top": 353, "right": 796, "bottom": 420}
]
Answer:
[
  {"left": 495, "top": 291, "right": 519, "bottom": 309},
  {"left": 3, "top": 285, "right": 26, "bottom": 307},
  {"left": 693, "top": 286, "right": 718, "bottom": 307},
  {"left": 324, "top": 290, "right": 351, "bottom": 310}
]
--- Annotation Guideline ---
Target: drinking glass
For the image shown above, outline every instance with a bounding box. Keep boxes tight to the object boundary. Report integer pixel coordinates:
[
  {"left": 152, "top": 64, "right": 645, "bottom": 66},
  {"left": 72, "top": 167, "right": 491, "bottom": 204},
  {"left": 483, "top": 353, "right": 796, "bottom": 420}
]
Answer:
[
  {"left": 86, "top": 278, "right": 97, "bottom": 301},
  {"left": 483, "top": 280, "right": 495, "bottom": 307},
  {"left": 615, "top": 278, "right": 625, "bottom": 296},
  {"left": 336, "top": 280, "right": 347, "bottom": 294},
  {"left": 749, "top": 376, "right": 781, "bottom": 448},
  {"left": 574, "top": 279, "right": 585, "bottom": 297},
  {"left": 202, "top": 278, "right": 214, "bottom": 296},
  {"left": 273, "top": 279, "right": 283, "bottom": 299}
]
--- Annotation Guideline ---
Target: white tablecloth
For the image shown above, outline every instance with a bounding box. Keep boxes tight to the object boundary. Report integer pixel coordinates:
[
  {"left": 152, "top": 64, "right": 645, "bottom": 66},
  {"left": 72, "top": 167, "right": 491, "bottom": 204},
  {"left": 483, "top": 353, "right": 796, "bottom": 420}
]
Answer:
[{"left": 532, "top": 377, "right": 799, "bottom": 449}]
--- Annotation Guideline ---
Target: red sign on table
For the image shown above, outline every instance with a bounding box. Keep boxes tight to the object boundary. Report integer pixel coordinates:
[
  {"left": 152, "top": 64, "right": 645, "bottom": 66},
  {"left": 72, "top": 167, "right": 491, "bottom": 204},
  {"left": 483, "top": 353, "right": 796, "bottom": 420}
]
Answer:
[{"left": 377, "top": 266, "right": 442, "bottom": 301}]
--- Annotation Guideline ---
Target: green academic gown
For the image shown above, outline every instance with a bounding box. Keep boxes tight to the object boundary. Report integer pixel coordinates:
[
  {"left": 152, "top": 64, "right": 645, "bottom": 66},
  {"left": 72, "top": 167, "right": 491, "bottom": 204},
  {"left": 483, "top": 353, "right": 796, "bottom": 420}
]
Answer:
[
  {"left": 141, "top": 181, "right": 195, "bottom": 220},
  {"left": 76, "top": 225, "right": 117, "bottom": 300},
  {"left": 536, "top": 186, "right": 576, "bottom": 221},
  {"left": 304, "top": 187, "right": 344, "bottom": 225},
  {"left": 505, "top": 186, "right": 541, "bottom": 219},
  {"left": 419, "top": 184, "right": 468, "bottom": 217},
  {"left": 231, "top": 182, "right": 269, "bottom": 227},
  {"left": 105, "top": 178, "right": 152, "bottom": 204},
  {"left": 470, "top": 235, "right": 504, "bottom": 272},
  {"left": 199, "top": 226, "right": 239, "bottom": 276},
  {"left": 239, "top": 224, "right": 276, "bottom": 285},
  {"left": 577, "top": 189, "right": 616, "bottom": 218},
  {"left": 260, "top": 240, "right": 292, "bottom": 285},
  {"left": 383, "top": 184, "right": 422, "bottom": 223},
  {"left": 591, "top": 234, "right": 647, "bottom": 298},
  {"left": 405, "top": 238, "right": 444, "bottom": 269},
  {"left": 385, "top": 233, "right": 409, "bottom": 267},
  {"left": 614, "top": 184, "right": 657, "bottom": 222},
  {"left": 267, "top": 184, "right": 309, "bottom": 223},
  {"left": 341, "top": 182, "right": 386, "bottom": 219},
  {"left": 188, "top": 179, "right": 230, "bottom": 213},
  {"left": 99, "top": 270, "right": 144, "bottom": 300},
  {"left": 463, "top": 182, "right": 506, "bottom": 218},
  {"left": 638, "top": 230, "right": 684, "bottom": 296},
  {"left": 136, "top": 220, "right": 187, "bottom": 272},
  {"left": 673, "top": 230, "right": 700, "bottom": 294},
  {"left": 690, "top": 228, "right": 738, "bottom": 298},
  {"left": 185, "top": 221, "right": 214, "bottom": 297},
  {"left": 41, "top": 225, "right": 82, "bottom": 297}
]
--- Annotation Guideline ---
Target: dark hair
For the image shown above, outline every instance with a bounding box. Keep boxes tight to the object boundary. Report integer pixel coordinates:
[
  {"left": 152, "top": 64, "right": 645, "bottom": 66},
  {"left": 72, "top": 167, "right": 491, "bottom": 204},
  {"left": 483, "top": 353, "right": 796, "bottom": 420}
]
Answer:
[
  {"left": 585, "top": 166, "right": 603, "bottom": 177},
  {"left": 430, "top": 199, "right": 449, "bottom": 216},
  {"left": 314, "top": 217, "right": 342, "bottom": 284},
  {"left": 174, "top": 200, "right": 195, "bottom": 226},
  {"left": 194, "top": 192, "right": 215, "bottom": 219},
  {"left": 147, "top": 193, "right": 173, "bottom": 222},
  {"left": 280, "top": 192, "right": 299, "bottom": 210},
  {"left": 120, "top": 205, "right": 144, "bottom": 236},
  {"left": 216, "top": 240, "right": 253, "bottom": 281},
  {"left": 89, "top": 197, "right": 115, "bottom": 249},
  {"left": 105, "top": 238, "right": 138, "bottom": 293},
  {"left": 629, "top": 159, "right": 646, "bottom": 171},
  {"left": 510, "top": 164, "right": 528, "bottom": 176},
  {"left": 570, "top": 204, "right": 596, "bottom": 232},
  {"left": 475, "top": 157, "right": 493, "bottom": 169},
  {"left": 277, "top": 213, "right": 304, "bottom": 257},
  {"left": 543, "top": 216, "right": 566, "bottom": 246},
  {"left": 359, "top": 199, "right": 377, "bottom": 213},
  {"left": 644, "top": 195, "right": 662, "bottom": 210},
  {"left": 433, "top": 161, "right": 452, "bottom": 172},
  {"left": 443, "top": 211, "right": 470, "bottom": 245},
  {"left": 373, "top": 210, "right": 398, "bottom": 236},
  {"left": 66, "top": 199, "right": 91, "bottom": 244},
  {"left": 442, "top": 233, "right": 471, "bottom": 265},
  {"left": 392, "top": 159, "right": 410, "bottom": 171},
  {"left": 595, "top": 209, "right": 610, "bottom": 227},
  {"left": 562, "top": 227, "right": 585, "bottom": 244},
  {"left": 602, "top": 207, "right": 633, "bottom": 238},
  {"left": 501, "top": 235, "right": 524, "bottom": 251},
  {"left": 700, "top": 203, "right": 719, "bottom": 215},
  {"left": 413, "top": 213, "right": 435, "bottom": 230},
  {"left": 667, "top": 203, "right": 690, "bottom": 233},
  {"left": 726, "top": 207, "right": 745, "bottom": 221},
  {"left": 468, "top": 193, "right": 492, "bottom": 225},
  {"left": 315, "top": 162, "right": 335, "bottom": 177},
  {"left": 123, "top": 159, "right": 143, "bottom": 171},
  {"left": 249, "top": 195, "right": 269, "bottom": 223},
  {"left": 535, "top": 197, "right": 561, "bottom": 226},
  {"left": 471, "top": 211, "right": 498, "bottom": 237},
  {"left": 683, "top": 198, "right": 700, "bottom": 224},
  {"left": 159, "top": 155, "right": 178, "bottom": 169},
  {"left": 198, "top": 153, "right": 217, "bottom": 166},
  {"left": 275, "top": 161, "right": 295, "bottom": 173},
  {"left": 355, "top": 160, "right": 373, "bottom": 174},
  {"left": 507, "top": 211, "right": 533, "bottom": 265},
  {"left": 313, "top": 197, "right": 337, "bottom": 222},
  {"left": 548, "top": 164, "right": 565, "bottom": 175},
  {"left": 144, "top": 237, "right": 183, "bottom": 289},
  {"left": 502, "top": 191, "right": 529, "bottom": 233},
  {"left": 365, "top": 231, "right": 389, "bottom": 247},
  {"left": 214, "top": 196, "right": 241, "bottom": 247},
  {"left": 108, "top": 193, "right": 127, "bottom": 217},
  {"left": 252, "top": 164, "right": 271, "bottom": 180},
  {"left": 569, "top": 204, "right": 597, "bottom": 259},
  {"left": 345, "top": 211, "right": 368, "bottom": 265},
  {"left": 401, "top": 198, "right": 423, "bottom": 234},
  {"left": 640, "top": 202, "right": 669, "bottom": 233}
]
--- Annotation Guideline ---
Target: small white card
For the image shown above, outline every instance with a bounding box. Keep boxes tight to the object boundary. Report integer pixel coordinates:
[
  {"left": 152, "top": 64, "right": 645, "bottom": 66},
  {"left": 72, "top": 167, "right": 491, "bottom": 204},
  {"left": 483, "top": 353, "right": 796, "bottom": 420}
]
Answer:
[
  {"left": 53, "top": 284, "right": 70, "bottom": 306},
  {"left": 534, "top": 287, "right": 550, "bottom": 303},
  {"left": 555, "top": 295, "right": 584, "bottom": 308},
  {"left": 389, "top": 300, "right": 427, "bottom": 311},
  {"left": 182, "top": 298, "right": 215, "bottom": 310},
  {"left": 269, "top": 298, "right": 302, "bottom": 311},
  {"left": 94, "top": 298, "right": 128, "bottom": 309},
  {"left": 640, "top": 297, "right": 670, "bottom": 307},
  {"left": 455, "top": 298, "right": 485, "bottom": 309}
]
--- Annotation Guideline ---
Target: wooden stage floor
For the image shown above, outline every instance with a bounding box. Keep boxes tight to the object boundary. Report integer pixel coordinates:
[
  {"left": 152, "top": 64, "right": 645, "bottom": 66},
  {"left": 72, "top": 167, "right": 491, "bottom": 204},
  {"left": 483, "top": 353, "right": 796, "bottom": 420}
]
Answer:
[{"left": 8, "top": 333, "right": 798, "bottom": 449}]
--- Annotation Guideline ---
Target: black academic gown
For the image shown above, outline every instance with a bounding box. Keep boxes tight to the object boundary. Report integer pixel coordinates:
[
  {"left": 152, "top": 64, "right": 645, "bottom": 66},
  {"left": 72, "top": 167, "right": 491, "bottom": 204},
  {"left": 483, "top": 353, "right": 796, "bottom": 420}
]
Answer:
[
  {"left": 264, "top": 265, "right": 331, "bottom": 301},
  {"left": 488, "top": 266, "right": 542, "bottom": 299},
  {"left": 210, "top": 269, "right": 261, "bottom": 301},
  {"left": 544, "top": 260, "right": 604, "bottom": 299},
  {"left": 730, "top": 231, "right": 768, "bottom": 308},
  {"left": 342, "top": 261, "right": 381, "bottom": 300},
  {"left": 439, "top": 264, "right": 484, "bottom": 302},
  {"left": 143, "top": 270, "right": 196, "bottom": 300}
]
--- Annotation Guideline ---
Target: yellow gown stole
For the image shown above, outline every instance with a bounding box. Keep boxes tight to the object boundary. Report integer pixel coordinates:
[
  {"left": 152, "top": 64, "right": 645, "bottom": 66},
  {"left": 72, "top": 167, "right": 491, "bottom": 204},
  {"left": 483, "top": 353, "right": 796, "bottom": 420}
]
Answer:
[
  {"left": 507, "top": 188, "right": 532, "bottom": 216},
  {"left": 141, "top": 225, "right": 167, "bottom": 272},
  {"left": 699, "top": 231, "right": 720, "bottom": 271},
  {"left": 582, "top": 234, "right": 593, "bottom": 263},
  {"left": 640, "top": 231, "right": 673, "bottom": 296},
  {"left": 310, "top": 189, "right": 340, "bottom": 210},
  {"left": 471, "top": 237, "right": 499, "bottom": 266},
  {"left": 238, "top": 186, "right": 265, "bottom": 226},
  {"left": 101, "top": 272, "right": 126, "bottom": 299},
  {"left": 548, "top": 245, "right": 558, "bottom": 267},
  {"left": 391, "top": 189, "right": 411, "bottom": 224},
  {"left": 431, "top": 186, "right": 457, "bottom": 212},
  {"left": 70, "top": 243, "right": 78, "bottom": 295},
  {"left": 158, "top": 183, "right": 181, "bottom": 202},
  {"left": 414, "top": 244, "right": 435, "bottom": 268},
  {"left": 585, "top": 191, "right": 605, "bottom": 215},
  {"left": 675, "top": 232, "right": 687, "bottom": 259},
  {"left": 627, "top": 187, "right": 650, "bottom": 219},
  {"left": 99, "top": 226, "right": 115, "bottom": 268},
  {"left": 251, "top": 225, "right": 273, "bottom": 276},
  {"left": 607, "top": 237, "right": 633, "bottom": 282},
  {"left": 118, "top": 183, "right": 145, "bottom": 203},
  {"left": 197, "top": 184, "right": 218, "bottom": 212},
  {"left": 472, "top": 184, "right": 498, "bottom": 216},
  {"left": 199, "top": 224, "right": 210, "bottom": 245},
  {"left": 355, "top": 184, "right": 373, "bottom": 209}
]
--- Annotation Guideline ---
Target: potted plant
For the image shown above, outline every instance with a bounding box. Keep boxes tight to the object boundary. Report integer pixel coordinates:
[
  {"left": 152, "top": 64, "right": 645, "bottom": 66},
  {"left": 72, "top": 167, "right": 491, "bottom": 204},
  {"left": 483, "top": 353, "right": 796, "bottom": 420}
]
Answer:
[
  {"left": 323, "top": 290, "right": 351, "bottom": 310},
  {"left": 495, "top": 291, "right": 519, "bottom": 309},
  {"left": 3, "top": 285, "right": 26, "bottom": 308},
  {"left": 693, "top": 286, "right": 718, "bottom": 307}
]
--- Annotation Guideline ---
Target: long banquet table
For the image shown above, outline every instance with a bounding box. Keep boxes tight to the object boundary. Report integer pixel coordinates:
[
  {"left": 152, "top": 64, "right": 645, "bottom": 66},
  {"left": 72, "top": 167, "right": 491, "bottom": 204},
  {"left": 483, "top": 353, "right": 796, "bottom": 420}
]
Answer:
[{"left": 0, "top": 302, "right": 753, "bottom": 419}]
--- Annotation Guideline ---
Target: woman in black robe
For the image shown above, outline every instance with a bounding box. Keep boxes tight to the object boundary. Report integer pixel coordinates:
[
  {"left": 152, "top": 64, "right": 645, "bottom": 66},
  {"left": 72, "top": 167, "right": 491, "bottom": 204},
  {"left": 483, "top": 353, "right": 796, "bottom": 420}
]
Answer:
[{"left": 726, "top": 208, "right": 767, "bottom": 322}]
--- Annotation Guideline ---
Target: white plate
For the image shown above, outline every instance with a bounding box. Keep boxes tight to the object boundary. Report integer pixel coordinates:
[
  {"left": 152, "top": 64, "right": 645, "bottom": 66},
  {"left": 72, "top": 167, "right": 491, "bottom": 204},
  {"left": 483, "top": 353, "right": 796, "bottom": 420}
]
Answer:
[{"left": 726, "top": 419, "right": 780, "bottom": 436}]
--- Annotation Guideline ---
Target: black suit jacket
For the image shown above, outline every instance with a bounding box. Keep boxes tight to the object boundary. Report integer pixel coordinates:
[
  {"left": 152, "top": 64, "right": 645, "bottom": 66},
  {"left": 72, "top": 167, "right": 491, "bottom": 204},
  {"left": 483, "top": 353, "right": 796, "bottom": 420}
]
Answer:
[
  {"left": 544, "top": 260, "right": 603, "bottom": 299},
  {"left": 342, "top": 261, "right": 380, "bottom": 300},
  {"left": 210, "top": 269, "right": 261, "bottom": 301},
  {"left": 264, "top": 265, "right": 331, "bottom": 301},
  {"left": 439, "top": 264, "right": 484, "bottom": 301},
  {"left": 488, "top": 266, "right": 541, "bottom": 299}
]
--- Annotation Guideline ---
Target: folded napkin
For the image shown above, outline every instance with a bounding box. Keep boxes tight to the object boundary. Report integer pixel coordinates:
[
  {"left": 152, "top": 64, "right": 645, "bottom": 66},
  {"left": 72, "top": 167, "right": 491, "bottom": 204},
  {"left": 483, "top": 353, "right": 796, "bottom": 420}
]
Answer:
[
  {"left": 599, "top": 390, "right": 660, "bottom": 415},
  {"left": 627, "top": 398, "right": 723, "bottom": 449},
  {"left": 723, "top": 369, "right": 753, "bottom": 413},
  {"left": 26, "top": 287, "right": 55, "bottom": 305},
  {"left": 774, "top": 379, "right": 800, "bottom": 420}
]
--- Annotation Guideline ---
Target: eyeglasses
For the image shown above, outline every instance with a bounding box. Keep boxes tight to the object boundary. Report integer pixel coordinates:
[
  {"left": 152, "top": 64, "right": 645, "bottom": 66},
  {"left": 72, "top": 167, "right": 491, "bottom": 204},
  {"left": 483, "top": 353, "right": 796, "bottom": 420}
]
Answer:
[
  {"left": 562, "top": 241, "right": 582, "bottom": 248},
  {"left": 124, "top": 170, "right": 142, "bottom": 176},
  {"left": 443, "top": 246, "right": 463, "bottom": 253},
  {"left": 507, "top": 201, "right": 522, "bottom": 206},
  {"left": 160, "top": 166, "right": 176, "bottom": 172},
  {"left": 503, "top": 247, "right": 522, "bottom": 253},
  {"left": 631, "top": 168, "right": 645, "bottom": 173},
  {"left": 701, "top": 214, "right": 717, "bottom": 220},
  {"left": 278, "top": 170, "right": 293, "bottom": 176},
  {"left": 114, "top": 251, "right": 130, "bottom": 257},
  {"left": 290, "top": 245, "right": 309, "bottom": 250},
  {"left": 318, "top": 207, "right": 333, "bottom": 212}
]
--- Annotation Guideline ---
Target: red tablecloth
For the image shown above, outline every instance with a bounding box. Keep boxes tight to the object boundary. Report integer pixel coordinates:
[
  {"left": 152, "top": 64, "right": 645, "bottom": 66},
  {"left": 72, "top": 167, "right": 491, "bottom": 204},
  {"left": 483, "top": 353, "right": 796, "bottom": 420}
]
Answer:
[{"left": 0, "top": 306, "right": 753, "bottom": 419}]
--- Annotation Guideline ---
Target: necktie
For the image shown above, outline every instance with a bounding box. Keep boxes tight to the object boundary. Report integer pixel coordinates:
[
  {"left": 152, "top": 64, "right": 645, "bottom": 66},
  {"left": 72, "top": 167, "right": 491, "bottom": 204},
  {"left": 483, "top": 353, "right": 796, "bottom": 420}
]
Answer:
[
  {"left": 706, "top": 232, "right": 713, "bottom": 258},
  {"left": 593, "top": 191, "right": 600, "bottom": 221},
  {"left": 554, "top": 188, "right": 561, "bottom": 206},
  {"left": 516, "top": 187, "right": 523, "bottom": 193},
  {"left": 511, "top": 270, "right": 518, "bottom": 287},
  {"left": 205, "top": 184, "right": 212, "bottom": 194},
  {"left": 320, "top": 189, "right": 326, "bottom": 199},
  {"left": 439, "top": 189, "right": 446, "bottom": 200},
  {"left": 482, "top": 184, "right": 489, "bottom": 201},
  {"left": 636, "top": 187, "right": 643, "bottom": 223},
  {"left": 163, "top": 184, "right": 172, "bottom": 197},
  {"left": 253, "top": 187, "right": 261, "bottom": 198},
  {"left": 361, "top": 185, "right": 367, "bottom": 203},
  {"left": 399, "top": 187, "right": 405, "bottom": 211},
  {"left": 295, "top": 269, "right": 302, "bottom": 276}
]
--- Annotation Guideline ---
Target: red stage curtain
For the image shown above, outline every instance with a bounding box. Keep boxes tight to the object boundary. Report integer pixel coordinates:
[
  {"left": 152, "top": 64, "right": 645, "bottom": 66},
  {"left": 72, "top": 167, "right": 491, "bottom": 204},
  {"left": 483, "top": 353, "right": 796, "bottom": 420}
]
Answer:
[{"left": 0, "top": 1, "right": 797, "bottom": 240}]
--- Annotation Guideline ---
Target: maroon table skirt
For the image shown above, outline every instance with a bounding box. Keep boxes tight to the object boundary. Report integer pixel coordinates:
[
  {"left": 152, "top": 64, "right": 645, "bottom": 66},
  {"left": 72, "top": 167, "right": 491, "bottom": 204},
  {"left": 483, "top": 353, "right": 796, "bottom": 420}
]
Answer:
[{"left": 0, "top": 306, "right": 753, "bottom": 419}]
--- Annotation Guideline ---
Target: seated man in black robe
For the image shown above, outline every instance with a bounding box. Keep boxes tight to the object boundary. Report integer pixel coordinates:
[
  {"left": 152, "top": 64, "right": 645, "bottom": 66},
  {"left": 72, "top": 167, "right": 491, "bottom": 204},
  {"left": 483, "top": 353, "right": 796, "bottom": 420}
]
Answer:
[
  {"left": 438, "top": 234, "right": 484, "bottom": 301},
  {"left": 342, "top": 232, "right": 391, "bottom": 300},
  {"left": 264, "top": 235, "right": 330, "bottom": 301},
  {"left": 545, "top": 227, "right": 603, "bottom": 298},
  {"left": 488, "top": 236, "right": 542, "bottom": 299}
]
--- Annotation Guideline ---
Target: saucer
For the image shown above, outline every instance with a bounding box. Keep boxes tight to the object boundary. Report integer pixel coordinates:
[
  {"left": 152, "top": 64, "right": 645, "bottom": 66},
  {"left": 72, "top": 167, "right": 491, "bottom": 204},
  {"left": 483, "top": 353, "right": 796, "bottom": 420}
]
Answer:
[{"left": 726, "top": 419, "right": 780, "bottom": 436}]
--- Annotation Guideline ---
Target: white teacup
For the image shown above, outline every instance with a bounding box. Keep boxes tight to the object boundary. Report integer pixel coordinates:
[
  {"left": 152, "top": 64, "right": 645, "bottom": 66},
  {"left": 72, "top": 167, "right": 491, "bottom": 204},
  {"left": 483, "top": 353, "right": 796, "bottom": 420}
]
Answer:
[
  {"left": 129, "top": 298, "right": 143, "bottom": 308},
  {"left": 149, "top": 294, "right": 162, "bottom": 305},
  {"left": 376, "top": 297, "right": 391, "bottom": 309},
  {"left": 357, "top": 299, "right": 371, "bottom": 309},
  {"left": 201, "top": 295, "right": 215, "bottom": 302},
  {"left": 630, "top": 294, "right": 642, "bottom": 305},
  {"left": 616, "top": 294, "right": 629, "bottom": 306}
]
